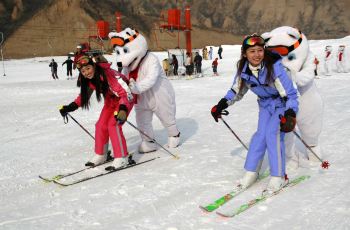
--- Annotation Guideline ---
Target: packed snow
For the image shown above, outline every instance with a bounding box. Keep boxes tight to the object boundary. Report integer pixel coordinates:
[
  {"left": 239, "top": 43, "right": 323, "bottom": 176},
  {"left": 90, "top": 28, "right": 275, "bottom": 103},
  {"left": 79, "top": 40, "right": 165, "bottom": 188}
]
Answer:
[{"left": 0, "top": 36, "right": 350, "bottom": 230}]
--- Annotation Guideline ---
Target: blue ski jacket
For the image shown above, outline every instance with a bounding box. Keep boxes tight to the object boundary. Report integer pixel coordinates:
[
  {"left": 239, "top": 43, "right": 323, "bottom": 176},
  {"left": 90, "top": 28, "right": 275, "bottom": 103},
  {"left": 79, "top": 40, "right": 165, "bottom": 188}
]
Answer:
[{"left": 224, "top": 60, "right": 298, "bottom": 114}]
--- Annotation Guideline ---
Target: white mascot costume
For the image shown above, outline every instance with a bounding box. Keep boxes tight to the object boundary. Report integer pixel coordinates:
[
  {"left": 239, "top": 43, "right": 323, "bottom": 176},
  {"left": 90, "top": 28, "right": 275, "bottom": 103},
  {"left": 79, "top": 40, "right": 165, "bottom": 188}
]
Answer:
[
  {"left": 324, "top": 45, "right": 332, "bottom": 76},
  {"left": 336, "top": 45, "right": 346, "bottom": 73},
  {"left": 108, "top": 28, "right": 180, "bottom": 153},
  {"left": 262, "top": 26, "right": 324, "bottom": 168}
]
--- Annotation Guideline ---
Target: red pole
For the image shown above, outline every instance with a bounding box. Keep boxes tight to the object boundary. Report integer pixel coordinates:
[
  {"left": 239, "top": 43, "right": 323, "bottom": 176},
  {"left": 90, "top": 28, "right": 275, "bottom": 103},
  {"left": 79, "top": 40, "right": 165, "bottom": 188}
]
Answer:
[
  {"left": 115, "top": 12, "right": 122, "bottom": 32},
  {"left": 184, "top": 6, "right": 191, "bottom": 55}
]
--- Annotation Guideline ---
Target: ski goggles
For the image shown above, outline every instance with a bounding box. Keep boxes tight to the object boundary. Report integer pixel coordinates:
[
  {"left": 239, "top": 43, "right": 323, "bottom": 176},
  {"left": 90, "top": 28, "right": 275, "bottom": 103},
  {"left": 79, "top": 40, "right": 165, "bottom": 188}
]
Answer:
[
  {"left": 243, "top": 35, "right": 265, "bottom": 47},
  {"left": 266, "top": 32, "right": 303, "bottom": 56},
  {"left": 110, "top": 30, "right": 139, "bottom": 47},
  {"left": 76, "top": 56, "right": 93, "bottom": 69}
]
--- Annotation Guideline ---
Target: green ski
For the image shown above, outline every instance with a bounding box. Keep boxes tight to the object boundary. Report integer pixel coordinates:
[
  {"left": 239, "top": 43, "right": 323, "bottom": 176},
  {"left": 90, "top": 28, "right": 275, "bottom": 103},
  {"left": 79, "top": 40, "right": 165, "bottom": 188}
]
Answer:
[
  {"left": 199, "top": 170, "right": 270, "bottom": 212},
  {"left": 216, "top": 175, "right": 310, "bottom": 218}
]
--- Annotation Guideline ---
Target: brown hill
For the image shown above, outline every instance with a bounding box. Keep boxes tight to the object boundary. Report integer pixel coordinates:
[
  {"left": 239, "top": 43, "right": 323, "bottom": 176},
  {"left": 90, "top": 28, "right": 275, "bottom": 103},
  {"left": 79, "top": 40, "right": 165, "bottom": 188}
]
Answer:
[{"left": 1, "top": 0, "right": 350, "bottom": 59}]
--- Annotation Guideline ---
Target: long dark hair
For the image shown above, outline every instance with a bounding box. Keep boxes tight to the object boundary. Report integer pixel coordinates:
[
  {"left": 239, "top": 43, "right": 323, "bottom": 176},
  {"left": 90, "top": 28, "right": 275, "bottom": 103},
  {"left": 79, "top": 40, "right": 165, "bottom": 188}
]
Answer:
[
  {"left": 236, "top": 49, "right": 281, "bottom": 85},
  {"left": 79, "top": 64, "right": 109, "bottom": 109}
]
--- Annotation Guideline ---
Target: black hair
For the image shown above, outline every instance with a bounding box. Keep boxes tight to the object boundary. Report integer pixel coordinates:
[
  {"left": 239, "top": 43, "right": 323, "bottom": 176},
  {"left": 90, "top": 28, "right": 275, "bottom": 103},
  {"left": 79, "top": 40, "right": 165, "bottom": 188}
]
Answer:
[
  {"left": 236, "top": 48, "right": 281, "bottom": 89},
  {"left": 79, "top": 64, "right": 109, "bottom": 110}
]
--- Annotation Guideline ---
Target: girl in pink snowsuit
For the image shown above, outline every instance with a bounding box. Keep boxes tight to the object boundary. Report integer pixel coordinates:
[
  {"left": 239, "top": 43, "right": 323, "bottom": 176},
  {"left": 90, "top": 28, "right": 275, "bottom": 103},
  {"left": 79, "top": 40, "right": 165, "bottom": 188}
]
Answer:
[{"left": 59, "top": 56, "right": 134, "bottom": 169}]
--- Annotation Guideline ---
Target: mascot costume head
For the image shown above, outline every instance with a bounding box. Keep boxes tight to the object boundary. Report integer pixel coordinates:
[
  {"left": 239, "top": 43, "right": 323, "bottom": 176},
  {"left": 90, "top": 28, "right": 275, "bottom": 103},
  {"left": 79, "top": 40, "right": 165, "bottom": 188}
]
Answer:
[
  {"left": 261, "top": 26, "right": 309, "bottom": 72},
  {"left": 108, "top": 28, "right": 148, "bottom": 71}
]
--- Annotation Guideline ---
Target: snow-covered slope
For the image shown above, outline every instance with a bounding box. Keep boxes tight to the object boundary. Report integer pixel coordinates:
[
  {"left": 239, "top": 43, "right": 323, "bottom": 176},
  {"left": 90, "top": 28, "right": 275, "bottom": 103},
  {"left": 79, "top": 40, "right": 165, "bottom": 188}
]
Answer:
[{"left": 0, "top": 37, "right": 349, "bottom": 230}]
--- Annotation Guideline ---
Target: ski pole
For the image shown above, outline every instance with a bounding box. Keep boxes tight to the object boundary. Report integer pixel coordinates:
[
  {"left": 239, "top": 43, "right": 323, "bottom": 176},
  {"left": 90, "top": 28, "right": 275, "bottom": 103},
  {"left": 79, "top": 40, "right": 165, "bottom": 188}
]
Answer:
[
  {"left": 220, "top": 110, "right": 249, "bottom": 151},
  {"left": 63, "top": 113, "right": 113, "bottom": 159},
  {"left": 65, "top": 113, "right": 95, "bottom": 140},
  {"left": 126, "top": 120, "right": 180, "bottom": 159},
  {"left": 292, "top": 131, "right": 330, "bottom": 169}
]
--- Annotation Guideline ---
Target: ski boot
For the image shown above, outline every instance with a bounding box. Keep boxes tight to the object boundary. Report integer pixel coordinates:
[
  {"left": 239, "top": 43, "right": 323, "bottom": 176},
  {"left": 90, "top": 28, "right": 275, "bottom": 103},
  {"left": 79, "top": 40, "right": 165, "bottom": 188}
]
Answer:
[
  {"left": 85, "top": 153, "right": 107, "bottom": 167},
  {"left": 138, "top": 140, "right": 157, "bottom": 153},
  {"left": 264, "top": 176, "right": 289, "bottom": 195},
  {"left": 105, "top": 157, "right": 128, "bottom": 171},
  {"left": 168, "top": 132, "right": 180, "bottom": 148},
  {"left": 236, "top": 171, "right": 258, "bottom": 190}
]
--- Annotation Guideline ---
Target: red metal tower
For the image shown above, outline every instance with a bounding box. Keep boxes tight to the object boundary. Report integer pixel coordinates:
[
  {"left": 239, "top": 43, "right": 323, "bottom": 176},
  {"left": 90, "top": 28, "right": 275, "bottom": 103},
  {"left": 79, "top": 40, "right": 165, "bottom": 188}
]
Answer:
[{"left": 159, "top": 5, "right": 192, "bottom": 54}]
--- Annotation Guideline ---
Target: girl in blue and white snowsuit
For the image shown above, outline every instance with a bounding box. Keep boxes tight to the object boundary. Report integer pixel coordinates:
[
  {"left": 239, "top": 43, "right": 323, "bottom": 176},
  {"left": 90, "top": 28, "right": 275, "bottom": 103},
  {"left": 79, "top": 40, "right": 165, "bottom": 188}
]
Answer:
[{"left": 211, "top": 34, "right": 299, "bottom": 194}]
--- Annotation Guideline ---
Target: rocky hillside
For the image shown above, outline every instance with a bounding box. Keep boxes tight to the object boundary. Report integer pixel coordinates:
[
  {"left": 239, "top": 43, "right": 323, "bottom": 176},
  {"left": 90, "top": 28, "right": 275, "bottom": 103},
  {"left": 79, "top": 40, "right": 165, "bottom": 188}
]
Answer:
[{"left": 1, "top": 0, "right": 350, "bottom": 58}]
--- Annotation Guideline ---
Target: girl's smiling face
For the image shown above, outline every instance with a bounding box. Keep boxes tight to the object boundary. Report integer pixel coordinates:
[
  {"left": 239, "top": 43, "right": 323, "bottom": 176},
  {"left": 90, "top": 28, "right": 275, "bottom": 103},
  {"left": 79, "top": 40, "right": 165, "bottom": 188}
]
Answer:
[
  {"left": 80, "top": 65, "right": 95, "bottom": 79},
  {"left": 244, "top": 46, "right": 265, "bottom": 67}
]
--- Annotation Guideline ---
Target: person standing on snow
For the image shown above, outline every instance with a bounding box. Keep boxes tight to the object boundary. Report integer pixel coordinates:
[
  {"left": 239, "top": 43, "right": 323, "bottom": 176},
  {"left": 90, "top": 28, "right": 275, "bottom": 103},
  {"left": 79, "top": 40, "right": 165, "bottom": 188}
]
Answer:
[
  {"left": 62, "top": 56, "right": 74, "bottom": 80},
  {"left": 313, "top": 56, "right": 319, "bottom": 76},
  {"left": 203, "top": 47, "right": 208, "bottom": 60},
  {"left": 324, "top": 46, "right": 332, "bottom": 76},
  {"left": 171, "top": 54, "right": 178, "bottom": 76},
  {"left": 59, "top": 55, "right": 134, "bottom": 170},
  {"left": 211, "top": 34, "right": 298, "bottom": 194},
  {"left": 336, "top": 45, "right": 347, "bottom": 73},
  {"left": 194, "top": 51, "right": 202, "bottom": 74},
  {"left": 185, "top": 52, "right": 193, "bottom": 77},
  {"left": 212, "top": 57, "right": 219, "bottom": 76},
  {"left": 49, "top": 59, "right": 59, "bottom": 80},
  {"left": 162, "top": 58, "right": 170, "bottom": 76},
  {"left": 218, "top": 45, "right": 223, "bottom": 59},
  {"left": 209, "top": 47, "right": 213, "bottom": 60},
  {"left": 109, "top": 28, "right": 181, "bottom": 153}
]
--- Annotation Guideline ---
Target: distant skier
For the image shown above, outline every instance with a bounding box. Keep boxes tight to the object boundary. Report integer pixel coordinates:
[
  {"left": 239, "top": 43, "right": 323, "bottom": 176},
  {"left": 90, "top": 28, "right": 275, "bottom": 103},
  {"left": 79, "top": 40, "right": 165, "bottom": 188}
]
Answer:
[
  {"left": 212, "top": 58, "right": 219, "bottom": 76},
  {"left": 313, "top": 56, "right": 319, "bottom": 76},
  {"left": 194, "top": 51, "right": 202, "bottom": 74},
  {"left": 185, "top": 52, "right": 193, "bottom": 77},
  {"left": 170, "top": 54, "right": 178, "bottom": 76},
  {"left": 49, "top": 59, "right": 58, "bottom": 80},
  {"left": 202, "top": 47, "right": 208, "bottom": 60},
  {"left": 59, "top": 55, "right": 134, "bottom": 169},
  {"left": 218, "top": 45, "right": 223, "bottom": 59},
  {"left": 336, "top": 45, "right": 346, "bottom": 73},
  {"left": 324, "top": 46, "right": 332, "bottom": 76},
  {"left": 162, "top": 58, "right": 170, "bottom": 76},
  {"left": 209, "top": 47, "right": 213, "bottom": 60},
  {"left": 62, "top": 56, "right": 73, "bottom": 80}
]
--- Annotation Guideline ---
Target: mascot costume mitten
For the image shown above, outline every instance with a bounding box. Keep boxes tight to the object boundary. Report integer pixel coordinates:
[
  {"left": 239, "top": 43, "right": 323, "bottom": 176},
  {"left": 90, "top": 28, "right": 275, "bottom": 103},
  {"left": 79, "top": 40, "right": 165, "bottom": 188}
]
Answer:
[
  {"left": 262, "top": 26, "right": 324, "bottom": 167},
  {"left": 109, "top": 28, "right": 180, "bottom": 153}
]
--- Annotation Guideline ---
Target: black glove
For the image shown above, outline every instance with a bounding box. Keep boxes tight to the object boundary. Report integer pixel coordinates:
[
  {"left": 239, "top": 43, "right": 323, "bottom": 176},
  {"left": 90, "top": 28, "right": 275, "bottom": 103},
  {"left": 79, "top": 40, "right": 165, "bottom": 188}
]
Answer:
[
  {"left": 114, "top": 104, "right": 128, "bottom": 124},
  {"left": 211, "top": 98, "right": 228, "bottom": 122},
  {"left": 280, "top": 109, "right": 296, "bottom": 132},
  {"left": 59, "top": 102, "right": 78, "bottom": 117}
]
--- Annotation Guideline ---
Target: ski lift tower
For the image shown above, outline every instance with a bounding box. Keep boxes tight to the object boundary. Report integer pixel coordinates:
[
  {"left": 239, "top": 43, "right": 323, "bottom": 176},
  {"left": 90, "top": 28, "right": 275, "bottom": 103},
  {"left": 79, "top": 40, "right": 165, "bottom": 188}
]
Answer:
[
  {"left": 115, "top": 11, "right": 122, "bottom": 32},
  {"left": 87, "top": 11, "right": 123, "bottom": 55},
  {"left": 159, "top": 5, "right": 192, "bottom": 55}
]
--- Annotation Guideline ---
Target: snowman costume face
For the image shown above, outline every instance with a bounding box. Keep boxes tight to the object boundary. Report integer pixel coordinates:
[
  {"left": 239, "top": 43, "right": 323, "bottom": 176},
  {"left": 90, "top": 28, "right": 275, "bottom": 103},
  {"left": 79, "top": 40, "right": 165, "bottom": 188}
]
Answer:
[
  {"left": 108, "top": 28, "right": 148, "bottom": 71},
  {"left": 262, "top": 26, "right": 309, "bottom": 72}
]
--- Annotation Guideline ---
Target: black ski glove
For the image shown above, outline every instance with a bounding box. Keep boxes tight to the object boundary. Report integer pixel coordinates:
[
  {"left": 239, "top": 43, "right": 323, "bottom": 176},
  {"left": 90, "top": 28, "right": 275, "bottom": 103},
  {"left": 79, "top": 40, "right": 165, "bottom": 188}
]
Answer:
[
  {"left": 59, "top": 102, "right": 78, "bottom": 117},
  {"left": 114, "top": 104, "right": 128, "bottom": 124},
  {"left": 211, "top": 98, "right": 228, "bottom": 122},
  {"left": 280, "top": 109, "right": 296, "bottom": 133}
]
